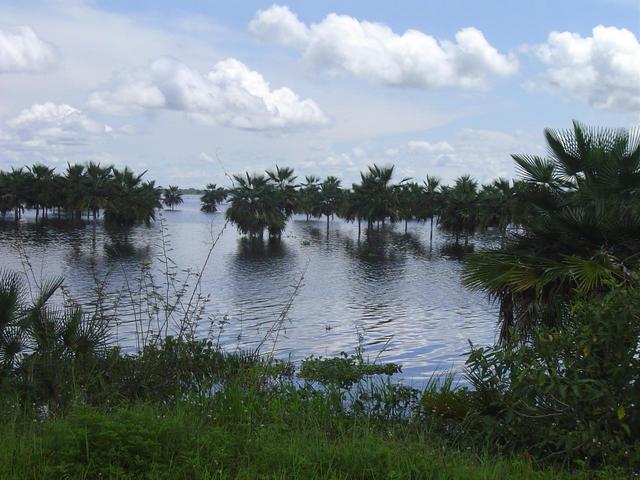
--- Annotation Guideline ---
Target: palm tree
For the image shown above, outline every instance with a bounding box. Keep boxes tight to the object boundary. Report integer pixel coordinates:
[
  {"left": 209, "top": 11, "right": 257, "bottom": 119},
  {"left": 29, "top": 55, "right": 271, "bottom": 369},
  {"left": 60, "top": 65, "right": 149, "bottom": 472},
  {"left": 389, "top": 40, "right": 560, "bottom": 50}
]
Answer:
[
  {"left": 85, "top": 162, "right": 113, "bottom": 220},
  {"left": 267, "top": 165, "right": 298, "bottom": 218},
  {"left": 439, "top": 175, "right": 479, "bottom": 246},
  {"left": 477, "top": 178, "right": 522, "bottom": 244},
  {"left": 27, "top": 164, "right": 57, "bottom": 221},
  {"left": 200, "top": 184, "right": 226, "bottom": 213},
  {"left": 349, "top": 164, "right": 399, "bottom": 231},
  {"left": 63, "top": 163, "right": 86, "bottom": 221},
  {"left": 338, "top": 187, "right": 367, "bottom": 238},
  {"left": 226, "top": 173, "right": 285, "bottom": 238},
  {"left": 163, "top": 186, "right": 184, "bottom": 211},
  {"left": 1, "top": 168, "right": 30, "bottom": 220},
  {"left": 317, "top": 176, "right": 342, "bottom": 231},
  {"left": 396, "top": 181, "right": 422, "bottom": 233},
  {"left": 0, "top": 171, "right": 9, "bottom": 218},
  {"left": 298, "top": 175, "right": 320, "bottom": 221},
  {"left": 104, "top": 167, "right": 161, "bottom": 229},
  {"left": 464, "top": 121, "right": 640, "bottom": 341},
  {"left": 419, "top": 175, "right": 441, "bottom": 244},
  {"left": 0, "top": 270, "right": 110, "bottom": 405}
]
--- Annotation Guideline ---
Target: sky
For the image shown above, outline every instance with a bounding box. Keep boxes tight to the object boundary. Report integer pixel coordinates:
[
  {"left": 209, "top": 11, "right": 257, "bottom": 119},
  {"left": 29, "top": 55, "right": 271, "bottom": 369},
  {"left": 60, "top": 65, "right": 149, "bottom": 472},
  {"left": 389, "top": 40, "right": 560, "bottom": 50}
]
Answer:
[{"left": 0, "top": 0, "right": 639, "bottom": 187}]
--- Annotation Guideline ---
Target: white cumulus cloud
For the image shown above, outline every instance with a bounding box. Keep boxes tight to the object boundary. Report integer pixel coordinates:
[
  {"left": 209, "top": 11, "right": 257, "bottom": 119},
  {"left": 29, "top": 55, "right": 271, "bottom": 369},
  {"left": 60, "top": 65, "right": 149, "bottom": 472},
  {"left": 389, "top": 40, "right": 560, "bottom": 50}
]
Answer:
[
  {"left": 249, "top": 4, "right": 309, "bottom": 48},
  {"left": 88, "top": 57, "right": 330, "bottom": 130},
  {"left": 250, "top": 5, "right": 518, "bottom": 89},
  {"left": 0, "top": 26, "right": 57, "bottom": 73},
  {"left": 6, "top": 102, "right": 114, "bottom": 147},
  {"left": 532, "top": 25, "right": 640, "bottom": 111}
]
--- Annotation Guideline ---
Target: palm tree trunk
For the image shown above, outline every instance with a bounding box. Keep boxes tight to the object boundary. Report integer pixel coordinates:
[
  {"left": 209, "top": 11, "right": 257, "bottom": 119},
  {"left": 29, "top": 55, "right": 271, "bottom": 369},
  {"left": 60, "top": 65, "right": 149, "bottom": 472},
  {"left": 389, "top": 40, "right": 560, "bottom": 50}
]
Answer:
[
  {"left": 357, "top": 218, "right": 361, "bottom": 238},
  {"left": 430, "top": 217, "right": 434, "bottom": 243},
  {"left": 404, "top": 219, "right": 408, "bottom": 234}
]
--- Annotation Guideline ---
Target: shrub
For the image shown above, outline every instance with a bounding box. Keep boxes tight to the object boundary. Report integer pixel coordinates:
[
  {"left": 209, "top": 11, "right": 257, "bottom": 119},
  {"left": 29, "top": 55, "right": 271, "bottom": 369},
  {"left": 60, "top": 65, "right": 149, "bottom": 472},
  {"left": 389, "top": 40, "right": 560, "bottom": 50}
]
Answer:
[
  {"left": 299, "top": 352, "right": 401, "bottom": 389},
  {"left": 464, "top": 287, "right": 640, "bottom": 468}
]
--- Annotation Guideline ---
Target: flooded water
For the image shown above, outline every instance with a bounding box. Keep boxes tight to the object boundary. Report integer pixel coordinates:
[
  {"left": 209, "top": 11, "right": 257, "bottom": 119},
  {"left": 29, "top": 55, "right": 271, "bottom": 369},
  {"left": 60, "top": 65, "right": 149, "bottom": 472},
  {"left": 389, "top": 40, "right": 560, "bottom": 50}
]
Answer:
[{"left": 0, "top": 195, "right": 499, "bottom": 382}]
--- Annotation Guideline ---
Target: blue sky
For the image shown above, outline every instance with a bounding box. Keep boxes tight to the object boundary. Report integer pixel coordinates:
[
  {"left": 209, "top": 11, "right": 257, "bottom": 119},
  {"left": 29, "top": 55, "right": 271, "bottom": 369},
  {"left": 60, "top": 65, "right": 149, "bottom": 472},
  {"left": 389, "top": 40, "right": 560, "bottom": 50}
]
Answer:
[{"left": 0, "top": 0, "right": 638, "bottom": 187}]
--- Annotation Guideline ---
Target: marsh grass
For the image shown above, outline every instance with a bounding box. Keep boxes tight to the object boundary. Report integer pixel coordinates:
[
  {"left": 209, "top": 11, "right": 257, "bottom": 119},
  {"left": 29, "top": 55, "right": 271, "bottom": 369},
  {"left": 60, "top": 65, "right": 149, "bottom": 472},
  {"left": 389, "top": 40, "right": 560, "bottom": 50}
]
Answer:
[{"left": 0, "top": 392, "right": 624, "bottom": 480}]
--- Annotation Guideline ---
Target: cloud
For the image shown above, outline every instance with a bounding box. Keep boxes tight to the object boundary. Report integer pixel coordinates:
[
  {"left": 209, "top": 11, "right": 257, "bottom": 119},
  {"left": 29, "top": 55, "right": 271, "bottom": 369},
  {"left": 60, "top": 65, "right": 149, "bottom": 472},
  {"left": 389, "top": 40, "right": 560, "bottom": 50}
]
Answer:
[
  {"left": 249, "top": 4, "right": 309, "bottom": 48},
  {"left": 88, "top": 57, "right": 330, "bottom": 130},
  {"left": 5, "top": 102, "right": 115, "bottom": 147},
  {"left": 532, "top": 25, "right": 640, "bottom": 111},
  {"left": 0, "top": 26, "right": 57, "bottom": 73},
  {"left": 250, "top": 5, "right": 518, "bottom": 89},
  {"left": 407, "top": 140, "right": 454, "bottom": 153},
  {"left": 300, "top": 128, "right": 543, "bottom": 185}
]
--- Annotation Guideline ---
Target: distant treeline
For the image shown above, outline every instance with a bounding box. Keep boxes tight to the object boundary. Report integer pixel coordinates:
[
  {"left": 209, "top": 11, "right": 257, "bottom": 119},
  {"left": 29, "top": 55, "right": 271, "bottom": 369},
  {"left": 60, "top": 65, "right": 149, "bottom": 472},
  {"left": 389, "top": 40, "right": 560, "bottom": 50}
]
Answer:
[
  {"left": 0, "top": 163, "right": 161, "bottom": 226},
  {"left": 178, "top": 187, "right": 205, "bottom": 195}
]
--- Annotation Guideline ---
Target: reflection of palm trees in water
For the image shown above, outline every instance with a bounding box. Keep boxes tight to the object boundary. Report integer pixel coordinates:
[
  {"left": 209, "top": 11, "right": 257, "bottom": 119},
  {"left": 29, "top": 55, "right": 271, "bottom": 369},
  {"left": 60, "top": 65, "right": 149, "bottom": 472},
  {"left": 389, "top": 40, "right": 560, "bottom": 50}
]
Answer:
[
  {"left": 340, "top": 226, "right": 411, "bottom": 350},
  {"left": 343, "top": 227, "right": 429, "bottom": 262},
  {"left": 235, "top": 237, "right": 288, "bottom": 259},
  {"left": 223, "top": 237, "right": 300, "bottom": 349}
]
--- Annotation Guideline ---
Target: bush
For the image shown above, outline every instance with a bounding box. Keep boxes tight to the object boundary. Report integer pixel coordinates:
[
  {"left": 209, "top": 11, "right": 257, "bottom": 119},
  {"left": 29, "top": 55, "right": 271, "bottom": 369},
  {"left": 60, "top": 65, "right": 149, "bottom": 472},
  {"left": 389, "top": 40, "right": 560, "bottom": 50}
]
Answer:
[
  {"left": 299, "top": 352, "right": 401, "bottom": 389},
  {"left": 109, "top": 338, "right": 294, "bottom": 403},
  {"left": 464, "top": 287, "right": 640, "bottom": 468}
]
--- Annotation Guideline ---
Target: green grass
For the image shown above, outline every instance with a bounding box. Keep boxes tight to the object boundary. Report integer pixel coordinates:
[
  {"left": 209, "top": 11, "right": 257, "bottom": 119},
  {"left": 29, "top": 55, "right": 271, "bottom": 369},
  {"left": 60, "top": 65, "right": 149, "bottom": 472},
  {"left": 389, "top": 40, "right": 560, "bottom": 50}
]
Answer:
[{"left": 0, "top": 389, "right": 623, "bottom": 480}]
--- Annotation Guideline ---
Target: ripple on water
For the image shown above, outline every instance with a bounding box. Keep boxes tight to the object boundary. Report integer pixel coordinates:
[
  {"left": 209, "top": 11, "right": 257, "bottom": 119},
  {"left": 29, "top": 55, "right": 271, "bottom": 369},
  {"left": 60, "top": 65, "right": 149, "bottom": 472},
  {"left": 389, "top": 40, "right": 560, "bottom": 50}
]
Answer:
[{"left": 0, "top": 196, "right": 499, "bottom": 381}]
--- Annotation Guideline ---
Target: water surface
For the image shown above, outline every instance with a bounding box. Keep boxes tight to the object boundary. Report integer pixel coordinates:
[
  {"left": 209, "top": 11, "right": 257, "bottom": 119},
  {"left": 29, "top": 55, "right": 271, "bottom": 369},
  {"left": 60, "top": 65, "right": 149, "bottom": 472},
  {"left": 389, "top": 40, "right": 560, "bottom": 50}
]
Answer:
[{"left": 0, "top": 195, "right": 499, "bottom": 382}]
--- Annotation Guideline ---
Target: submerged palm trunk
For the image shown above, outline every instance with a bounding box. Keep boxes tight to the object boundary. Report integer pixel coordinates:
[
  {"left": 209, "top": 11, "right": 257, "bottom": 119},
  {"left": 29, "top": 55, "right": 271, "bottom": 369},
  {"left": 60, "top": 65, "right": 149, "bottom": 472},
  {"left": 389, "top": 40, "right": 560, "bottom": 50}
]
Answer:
[{"left": 430, "top": 217, "right": 434, "bottom": 244}]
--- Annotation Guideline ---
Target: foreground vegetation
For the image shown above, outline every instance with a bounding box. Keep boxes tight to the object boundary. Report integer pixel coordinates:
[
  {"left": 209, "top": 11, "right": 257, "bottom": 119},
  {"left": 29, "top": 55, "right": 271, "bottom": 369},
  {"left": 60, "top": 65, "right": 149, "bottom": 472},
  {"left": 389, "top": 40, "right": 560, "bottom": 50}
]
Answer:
[
  {"left": 0, "top": 267, "right": 636, "bottom": 477},
  {"left": 465, "top": 122, "right": 640, "bottom": 340},
  {"left": 0, "top": 401, "right": 616, "bottom": 479}
]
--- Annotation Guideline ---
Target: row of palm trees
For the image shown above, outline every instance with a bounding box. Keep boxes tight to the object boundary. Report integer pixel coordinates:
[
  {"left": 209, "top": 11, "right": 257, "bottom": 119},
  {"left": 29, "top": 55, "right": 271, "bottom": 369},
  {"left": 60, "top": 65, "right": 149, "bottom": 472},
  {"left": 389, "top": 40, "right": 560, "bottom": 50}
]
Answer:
[
  {"left": 214, "top": 163, "right": 529, "bottom": 242},
  {"left": 0, "top": 162, "right": 161, "bottom": 226}
]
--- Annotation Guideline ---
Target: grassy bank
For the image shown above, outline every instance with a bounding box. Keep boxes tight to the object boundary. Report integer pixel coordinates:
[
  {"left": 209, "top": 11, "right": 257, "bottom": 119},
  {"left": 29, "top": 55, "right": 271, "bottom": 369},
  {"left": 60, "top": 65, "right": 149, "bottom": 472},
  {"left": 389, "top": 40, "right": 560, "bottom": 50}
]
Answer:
[
  {"left": 0, "top": 396, "right": 619, "bottom": 480},
  {"left": 0, "top": 343, "right": 630, "bottom": 479}
]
